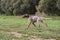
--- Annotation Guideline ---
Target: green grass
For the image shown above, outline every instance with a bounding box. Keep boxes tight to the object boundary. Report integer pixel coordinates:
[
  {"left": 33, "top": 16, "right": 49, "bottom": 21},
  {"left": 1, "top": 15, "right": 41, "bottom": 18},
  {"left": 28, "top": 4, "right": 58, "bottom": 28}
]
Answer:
[{"left": 0, "top": 16, "right": 60, "bottom": 40}]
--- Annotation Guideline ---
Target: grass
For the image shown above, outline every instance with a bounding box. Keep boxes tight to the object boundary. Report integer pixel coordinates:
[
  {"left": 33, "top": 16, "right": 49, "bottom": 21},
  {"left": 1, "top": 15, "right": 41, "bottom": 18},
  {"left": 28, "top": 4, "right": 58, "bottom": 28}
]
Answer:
[{"left": 0, "top": 16, "right": 60, "bottom": 40}]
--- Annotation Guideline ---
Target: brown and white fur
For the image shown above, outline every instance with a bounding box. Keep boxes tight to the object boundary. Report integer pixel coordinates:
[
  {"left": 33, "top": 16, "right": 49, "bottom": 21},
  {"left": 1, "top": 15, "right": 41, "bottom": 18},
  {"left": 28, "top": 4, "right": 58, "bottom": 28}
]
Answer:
[{"left": 22, "top": 14, "right": 48, "bottom": 29}]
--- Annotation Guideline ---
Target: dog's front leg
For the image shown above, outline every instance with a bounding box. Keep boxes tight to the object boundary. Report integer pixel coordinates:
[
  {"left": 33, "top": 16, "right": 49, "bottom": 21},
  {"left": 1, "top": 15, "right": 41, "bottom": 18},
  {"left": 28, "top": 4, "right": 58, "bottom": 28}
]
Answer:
[{"left": 27, "top": 22, "right": 31, "bottom": 29}]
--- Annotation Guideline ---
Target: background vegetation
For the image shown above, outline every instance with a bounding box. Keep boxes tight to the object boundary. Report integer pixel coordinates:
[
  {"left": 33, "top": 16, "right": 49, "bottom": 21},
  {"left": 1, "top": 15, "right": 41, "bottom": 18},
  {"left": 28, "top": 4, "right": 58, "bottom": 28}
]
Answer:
[{"left": 0, "top": 0, "right": 60, "bottom": 16}]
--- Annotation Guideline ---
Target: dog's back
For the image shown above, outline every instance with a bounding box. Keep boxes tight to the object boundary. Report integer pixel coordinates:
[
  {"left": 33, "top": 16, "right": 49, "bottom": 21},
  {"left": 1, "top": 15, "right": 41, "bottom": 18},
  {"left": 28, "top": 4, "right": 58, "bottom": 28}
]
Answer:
[{"left": 28, "top": 16, "right": 43, "bottom": 22}]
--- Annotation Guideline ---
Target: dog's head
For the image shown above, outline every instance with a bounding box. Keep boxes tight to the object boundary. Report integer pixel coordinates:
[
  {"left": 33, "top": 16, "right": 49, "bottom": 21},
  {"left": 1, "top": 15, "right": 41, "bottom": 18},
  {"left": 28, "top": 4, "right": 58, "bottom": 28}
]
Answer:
[{"left": 22, "top": 14, "right": 29, "bottom": 18}]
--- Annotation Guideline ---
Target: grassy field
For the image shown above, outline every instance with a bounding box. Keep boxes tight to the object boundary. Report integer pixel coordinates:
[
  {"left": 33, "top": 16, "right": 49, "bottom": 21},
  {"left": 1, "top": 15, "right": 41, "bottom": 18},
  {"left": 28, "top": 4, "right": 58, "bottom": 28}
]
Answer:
[{"left": 0, "top": 16, "right": 60, "bottom": 40}]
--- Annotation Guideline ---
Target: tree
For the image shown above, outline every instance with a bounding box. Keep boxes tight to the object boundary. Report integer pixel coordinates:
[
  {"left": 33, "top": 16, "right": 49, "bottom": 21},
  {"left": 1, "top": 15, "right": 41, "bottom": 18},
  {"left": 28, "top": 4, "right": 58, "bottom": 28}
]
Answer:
[
  {"left": 13, "top": 0, "right": 40, "bottom": 15},
  {"left": 0, "top": 0, "right": 40, "bottom": 15},
  {"left": 56, "top": 0, "right": 60, "bottom": 9},
  {"left": 37, "top": 0, "right": 60, "bottom": 16}
]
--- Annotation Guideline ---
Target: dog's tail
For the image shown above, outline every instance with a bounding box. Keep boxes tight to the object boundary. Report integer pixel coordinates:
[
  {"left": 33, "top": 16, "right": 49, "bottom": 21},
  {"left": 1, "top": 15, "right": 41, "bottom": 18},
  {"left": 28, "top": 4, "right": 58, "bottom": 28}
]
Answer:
[{"left": 40, "top": 17, "right": 52, "bottom": 20}]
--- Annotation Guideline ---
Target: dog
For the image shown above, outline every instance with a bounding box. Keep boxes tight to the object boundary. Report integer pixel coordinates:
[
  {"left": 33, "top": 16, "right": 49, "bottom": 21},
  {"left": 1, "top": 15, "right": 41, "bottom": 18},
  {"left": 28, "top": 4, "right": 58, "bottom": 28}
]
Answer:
[{"left": 22, "top": 14, "right": 48, "bottom": 29}]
